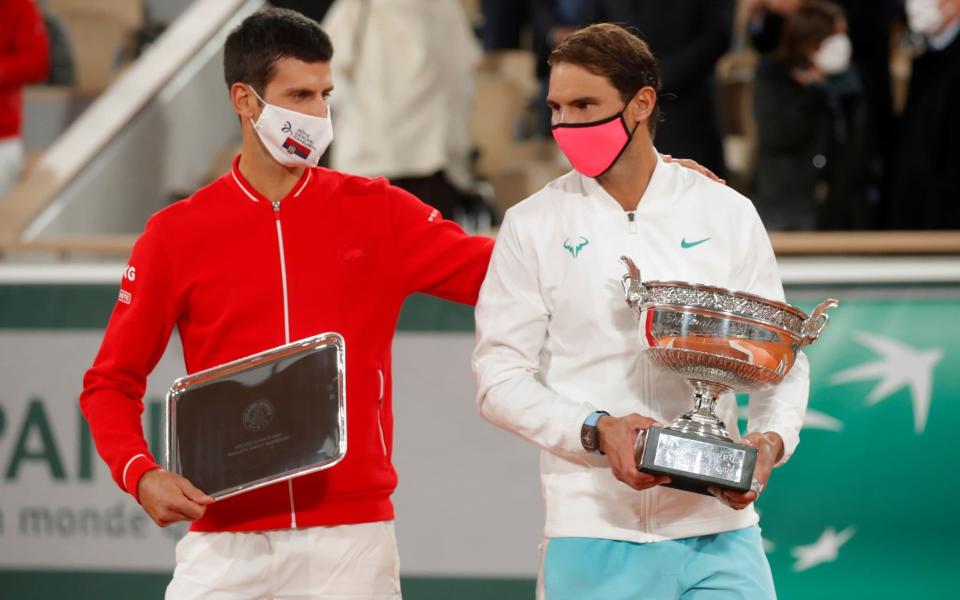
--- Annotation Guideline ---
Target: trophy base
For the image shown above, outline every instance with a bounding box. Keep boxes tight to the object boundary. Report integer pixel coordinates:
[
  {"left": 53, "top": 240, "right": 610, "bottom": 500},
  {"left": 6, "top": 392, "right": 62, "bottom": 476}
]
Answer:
[{"left": 638, "top": 427, "right": 757, "bottom": 495}]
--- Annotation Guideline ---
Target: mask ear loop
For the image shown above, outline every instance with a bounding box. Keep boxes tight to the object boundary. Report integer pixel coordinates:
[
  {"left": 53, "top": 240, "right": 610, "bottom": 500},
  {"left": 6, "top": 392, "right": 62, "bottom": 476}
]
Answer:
[
  {"left": 244, "top": 84, "right": 272, "bottom": 131},
  {"left": 246, "top": 84, "right": 267, "bottom": 106}
]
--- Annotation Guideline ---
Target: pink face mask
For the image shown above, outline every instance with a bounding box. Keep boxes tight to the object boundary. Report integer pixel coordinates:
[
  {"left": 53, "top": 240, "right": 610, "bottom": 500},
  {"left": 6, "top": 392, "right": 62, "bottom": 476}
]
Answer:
[{"left": 552, "top": 109, "right": 639, "bottom": 178}]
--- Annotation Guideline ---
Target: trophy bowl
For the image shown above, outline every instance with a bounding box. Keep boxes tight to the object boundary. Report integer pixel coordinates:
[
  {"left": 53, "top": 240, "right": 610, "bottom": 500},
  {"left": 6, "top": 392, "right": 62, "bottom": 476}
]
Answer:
[{"left": 621, "top": 256, "right": 838, "bottom": 495}]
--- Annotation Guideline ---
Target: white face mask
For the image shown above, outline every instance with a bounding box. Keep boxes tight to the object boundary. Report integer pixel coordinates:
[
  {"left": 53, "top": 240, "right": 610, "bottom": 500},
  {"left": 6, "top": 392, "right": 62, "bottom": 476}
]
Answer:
[
  {"left": 248, "top": 86, "right": 333, "bottom": 167},
  {"left": 813, "top": 33, "right": 852, "bottom": 75},
  {"left": 907, "top": 0, "right": 946, "bottom": 36}
]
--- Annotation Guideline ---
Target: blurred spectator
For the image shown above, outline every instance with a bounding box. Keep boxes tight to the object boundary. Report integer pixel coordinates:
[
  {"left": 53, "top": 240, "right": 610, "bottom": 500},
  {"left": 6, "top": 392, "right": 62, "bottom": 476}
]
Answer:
[
  {"left": 833, "top": 0, "right": 899, "bottom": 177},
  {"left": 38, "top": 1, "right": 75, "bottom": 86},
  {"left": 745, "top": 0, "right": 803, "bottom": 54},
  {"left": 748, "top": 0, "right": 897, "bottom": 226},
  {"left": 590, "top": 0, "right": 735, "bottom": 177},
  {"left": 753, "top": 1, "right": 876, "bottom": 230},
  {"left": 322, "top": 0, "right": 483, "bottom": 221},
  {"left": 887, "top": 0, "right": 960, "bottom": 229},
  {"left": 480, "top": 0, "right": 530, "bottom": 50},
  {"left": 531, "top": 0, "right": 594, "bottom": 136},
  {"left": 747, "top": 0, "right": 898, "bottom": 129},
  {"left": 0, "top": 0, "right": 50, "bottom": 199},
  {"left": 479, "top": 1, "right": 595, "bottom": 138}
]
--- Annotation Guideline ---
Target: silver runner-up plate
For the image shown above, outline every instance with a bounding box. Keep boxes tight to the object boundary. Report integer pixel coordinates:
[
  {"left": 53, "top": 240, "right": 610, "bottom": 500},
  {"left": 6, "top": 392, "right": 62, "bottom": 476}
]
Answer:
[{"left": 165, "top": 333, "right": 347, "bottom": 501}]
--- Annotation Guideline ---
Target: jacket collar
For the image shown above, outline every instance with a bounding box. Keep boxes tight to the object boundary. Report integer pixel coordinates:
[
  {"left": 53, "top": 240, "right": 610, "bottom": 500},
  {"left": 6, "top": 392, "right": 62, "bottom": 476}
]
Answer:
[
  {"left": 228, "top": 155, "right": 313, "bottom": 204},
  {"left": 577, "top": 151, "right": 675, "bottom": 215}
]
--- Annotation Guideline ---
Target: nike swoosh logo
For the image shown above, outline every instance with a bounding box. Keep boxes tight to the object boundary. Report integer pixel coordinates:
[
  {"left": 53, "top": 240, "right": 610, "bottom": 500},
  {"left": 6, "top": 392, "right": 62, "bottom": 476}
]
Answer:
[{"left": 680, "top": 237, "right": 711, "bottom": 249}]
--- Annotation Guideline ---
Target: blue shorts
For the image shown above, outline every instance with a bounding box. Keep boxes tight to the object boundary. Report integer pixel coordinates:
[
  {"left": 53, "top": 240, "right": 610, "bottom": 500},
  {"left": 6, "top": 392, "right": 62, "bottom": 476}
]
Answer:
[{"left": 540, "top": 525, "right": 775, "bottom": 600}]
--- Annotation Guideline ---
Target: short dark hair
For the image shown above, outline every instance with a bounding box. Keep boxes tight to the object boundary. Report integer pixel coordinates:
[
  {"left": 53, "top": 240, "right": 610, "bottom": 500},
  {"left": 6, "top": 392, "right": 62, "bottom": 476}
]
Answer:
[
  {"left": 778, "top": 1, "right": 844, "bottom": 70},
  {"left": 549, "top": 23, "right": 662, "bottom": 136},
  {"left": 223, "top": 8, "right": 333, "bottom": 93}
]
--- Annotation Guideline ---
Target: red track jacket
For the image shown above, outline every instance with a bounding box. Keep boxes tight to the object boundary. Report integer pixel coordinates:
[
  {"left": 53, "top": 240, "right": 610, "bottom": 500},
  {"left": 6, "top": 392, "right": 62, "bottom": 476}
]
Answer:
[
  {"left": 80, "top": 157, "right": 494, "bottom": 531},
  {"left": 0, "top": 0, "right": 49, "bottom": 139}
]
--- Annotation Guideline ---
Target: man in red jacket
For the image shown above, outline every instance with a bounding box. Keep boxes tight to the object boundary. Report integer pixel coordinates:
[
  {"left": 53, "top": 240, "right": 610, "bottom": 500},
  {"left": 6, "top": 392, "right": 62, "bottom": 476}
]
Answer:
[
  {"left": 0, "top": 0, "right": 49, "bottom": 198},
  {"left": 80, "top": 8, "right": 492, "bottom": 598}
]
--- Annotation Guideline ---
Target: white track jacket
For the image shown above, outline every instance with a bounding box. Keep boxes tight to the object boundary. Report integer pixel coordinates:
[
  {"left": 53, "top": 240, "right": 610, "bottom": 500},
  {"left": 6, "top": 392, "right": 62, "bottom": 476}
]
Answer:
[{"left": 473, "top": 155, "right": 809, "bottom": 543}]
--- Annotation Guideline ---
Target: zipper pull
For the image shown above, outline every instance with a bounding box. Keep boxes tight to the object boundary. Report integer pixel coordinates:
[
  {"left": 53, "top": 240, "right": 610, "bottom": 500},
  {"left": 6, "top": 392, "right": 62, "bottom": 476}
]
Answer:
[
  {"left": 627, "top": 211, "right": 638, "bottom": 234},
  {"left": 272, "top": 201, "right": 281, "bottom": 215}
]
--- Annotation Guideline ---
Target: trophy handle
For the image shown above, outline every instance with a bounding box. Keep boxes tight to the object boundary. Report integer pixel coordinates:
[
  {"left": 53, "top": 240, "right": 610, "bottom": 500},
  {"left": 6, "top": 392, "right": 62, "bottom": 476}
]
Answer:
[
  {"left": 801, "top": 298, "right": 840, "bottom": 345},
  {"left": 620, "top": 256, "right": 648, "bottom": 313}
]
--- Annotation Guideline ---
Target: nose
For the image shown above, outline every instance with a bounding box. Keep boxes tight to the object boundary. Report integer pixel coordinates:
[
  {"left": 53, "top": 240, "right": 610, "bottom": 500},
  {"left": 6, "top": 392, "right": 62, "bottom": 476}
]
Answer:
[
  {"left": 314, "top": 97, "right": 329, "bottom": 118},
  {"left": 552, "top": 108, "right": 567, "bottom": 126}
]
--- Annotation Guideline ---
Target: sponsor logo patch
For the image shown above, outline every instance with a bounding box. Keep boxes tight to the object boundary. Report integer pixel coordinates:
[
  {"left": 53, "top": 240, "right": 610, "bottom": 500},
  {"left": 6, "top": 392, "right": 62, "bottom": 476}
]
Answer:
[{"left": 282, "top": 136, "right": 311, "bottom": 159}]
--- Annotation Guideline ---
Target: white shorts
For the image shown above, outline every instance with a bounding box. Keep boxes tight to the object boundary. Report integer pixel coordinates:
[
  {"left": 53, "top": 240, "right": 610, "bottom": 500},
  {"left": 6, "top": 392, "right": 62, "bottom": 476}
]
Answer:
[{"left": 166, "top": 521, "right": 401, "bottom": 600}]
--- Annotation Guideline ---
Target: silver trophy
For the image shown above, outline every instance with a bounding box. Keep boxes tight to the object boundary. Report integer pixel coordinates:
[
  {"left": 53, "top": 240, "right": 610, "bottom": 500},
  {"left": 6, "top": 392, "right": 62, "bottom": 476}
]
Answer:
[{"left": 621, "top": 257, "right": 837, "bottom": 496}]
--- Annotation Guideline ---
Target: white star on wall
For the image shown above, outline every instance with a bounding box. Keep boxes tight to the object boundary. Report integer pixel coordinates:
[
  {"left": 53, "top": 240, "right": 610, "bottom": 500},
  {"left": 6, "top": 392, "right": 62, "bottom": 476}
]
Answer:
[
  {"left": 800, "top": 409, "right": 843, "bottom": 431},
  {"left": 791, "top": 526, "right": 856, "bottom": 572},
  {"left": 738, "top": 406, "right": 843, "bottom": 432},
  {"left": 830, "top": 332, "right": 943, "bottom": 433}
]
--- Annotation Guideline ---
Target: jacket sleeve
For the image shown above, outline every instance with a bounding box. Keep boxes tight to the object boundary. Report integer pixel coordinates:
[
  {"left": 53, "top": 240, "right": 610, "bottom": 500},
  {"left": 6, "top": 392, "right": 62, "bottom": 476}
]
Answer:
[
  {"left": 733, "top": 205, "right": 809, "bottom": 465},
  {"left": 79, "top": 217, "right": 179, "bottom": 501},
  {"left": 472, "top": 209, "right": 598, "bottom": 458},
  {"left": 387, "top": 183, "right": 494, "bottom": 305},
  {"left": 0, "top": 0, "right": 50, "bottom": 87}
]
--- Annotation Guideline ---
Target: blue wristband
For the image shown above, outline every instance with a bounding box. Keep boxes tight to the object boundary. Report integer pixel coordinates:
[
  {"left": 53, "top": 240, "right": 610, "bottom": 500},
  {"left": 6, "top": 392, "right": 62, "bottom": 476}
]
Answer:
[
  {"left": 583, "top": 410, "right": 608, "bottom": 428},
  {"left": 581, "top": 410, "right": 610, "bottom": 455}
]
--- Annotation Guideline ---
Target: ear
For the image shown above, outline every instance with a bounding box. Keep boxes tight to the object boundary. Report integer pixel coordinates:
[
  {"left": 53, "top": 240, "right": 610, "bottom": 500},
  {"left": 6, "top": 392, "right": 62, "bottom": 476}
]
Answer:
[
  {"left": 230, "top": 83, "right": 261, "bottom": 122},
  {"left": 628, "top": 86, "right": 657, "bottom": 130}
]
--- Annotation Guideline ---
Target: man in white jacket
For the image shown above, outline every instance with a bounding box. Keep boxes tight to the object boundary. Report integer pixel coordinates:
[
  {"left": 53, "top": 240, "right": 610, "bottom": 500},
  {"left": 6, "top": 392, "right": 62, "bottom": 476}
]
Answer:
[{"left": 472, "top": 23, "right": 808, "bottom": 599}]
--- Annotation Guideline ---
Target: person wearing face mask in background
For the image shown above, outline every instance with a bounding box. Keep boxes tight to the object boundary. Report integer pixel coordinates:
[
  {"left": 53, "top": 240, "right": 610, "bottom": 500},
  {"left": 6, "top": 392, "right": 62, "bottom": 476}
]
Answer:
[
  {"left": 887, "top": 0, "right": 960, "bottom": 229},
  {"left": 79, "top": 8, "right": 495, "bottom": 598},
  {"left": 473, "top": 23, "right": 809, "bottom": 599},
  {"left": 746, "top": 0, "right": 898, "bottom": 219},
  {"left": 752, "top": 0, "right": 877, "bottom": 230}
]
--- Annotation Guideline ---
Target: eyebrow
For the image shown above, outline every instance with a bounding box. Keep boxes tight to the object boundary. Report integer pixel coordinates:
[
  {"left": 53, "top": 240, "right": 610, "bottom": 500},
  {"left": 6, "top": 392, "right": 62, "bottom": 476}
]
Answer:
[
  {"left": 285, "top": 86, "right": 335, "bottom": 96},
  {"left": 547, "top": 95, "right": 602, "bottom": 106}
]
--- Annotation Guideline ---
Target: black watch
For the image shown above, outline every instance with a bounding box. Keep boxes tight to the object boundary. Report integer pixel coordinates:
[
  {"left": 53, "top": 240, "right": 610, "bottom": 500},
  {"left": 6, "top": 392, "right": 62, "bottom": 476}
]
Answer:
[{"left": 580, "top": 410, "right": 610, "bottom": 455}]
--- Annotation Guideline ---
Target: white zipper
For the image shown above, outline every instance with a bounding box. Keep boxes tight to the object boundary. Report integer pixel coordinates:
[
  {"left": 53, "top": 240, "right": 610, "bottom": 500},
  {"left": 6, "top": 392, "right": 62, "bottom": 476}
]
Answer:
[
  {"left": 273, "top": 200, "right": 296, "bottom": 528},
  {"left": 377, "top": 369, "right": 387, "bottom": 456},
  {"left": 287, "top": 479, "right": 297, "bottom": 528},
  {"left": 627, "top": 211, "right": 638, "bottom": 234},
  {"left": 273, "top": 201, "right": 291, "bottom": 345}
]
